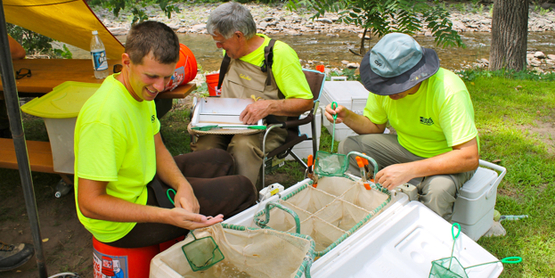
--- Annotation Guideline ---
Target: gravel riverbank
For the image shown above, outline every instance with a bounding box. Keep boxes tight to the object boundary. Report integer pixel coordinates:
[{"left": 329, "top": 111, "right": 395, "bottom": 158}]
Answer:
[
  {"left": 94, "top": 3, "right": 555, "bottom": 36},
  {"left": 91, "top": 2, "right": 555, "bottom": 73}
]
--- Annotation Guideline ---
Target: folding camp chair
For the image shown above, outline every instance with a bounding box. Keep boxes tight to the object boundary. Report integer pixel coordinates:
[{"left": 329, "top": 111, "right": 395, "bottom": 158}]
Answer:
[{"left": 261, "top": 69, "right": 326, "bottom": 188}]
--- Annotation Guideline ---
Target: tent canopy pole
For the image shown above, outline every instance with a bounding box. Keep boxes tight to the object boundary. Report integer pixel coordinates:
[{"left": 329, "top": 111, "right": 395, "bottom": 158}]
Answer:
[{"left": 0, "top": 0, "right": 48, "bottom": 276}]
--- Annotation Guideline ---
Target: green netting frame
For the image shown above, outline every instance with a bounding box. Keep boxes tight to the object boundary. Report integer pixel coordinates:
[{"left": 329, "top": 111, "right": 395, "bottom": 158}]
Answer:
[
  {"left": 182, "top": 231, "right": 225, "bottom": 272},
  {"left": 429, "top": 223, "right": 522, "bottom": 278},
  {"left": 221, "top": 223, "right": 316, "bottom": 278},
  {"left": 254, "top": 176, "right": 391, "bottom": 257}
]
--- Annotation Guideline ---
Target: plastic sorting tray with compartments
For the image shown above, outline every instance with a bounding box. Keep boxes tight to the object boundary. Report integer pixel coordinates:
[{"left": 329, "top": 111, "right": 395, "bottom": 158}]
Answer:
[
  {"left": 223, "top": 178, "right": 504, "bottom": 278},
  {"left": 151, "top": 176, "right": 504, "bottom": 278}
]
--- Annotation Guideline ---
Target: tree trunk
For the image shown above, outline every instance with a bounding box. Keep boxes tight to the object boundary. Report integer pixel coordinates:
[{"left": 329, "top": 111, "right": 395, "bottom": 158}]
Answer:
[{"left": 489, "top": 0, "right": 529, "bottom": 71}]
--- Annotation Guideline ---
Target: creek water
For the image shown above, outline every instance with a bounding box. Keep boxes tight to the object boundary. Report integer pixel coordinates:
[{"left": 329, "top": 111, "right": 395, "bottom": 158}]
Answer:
[{"left": 71, "top": 31, "right": 555, "bottom": 72}]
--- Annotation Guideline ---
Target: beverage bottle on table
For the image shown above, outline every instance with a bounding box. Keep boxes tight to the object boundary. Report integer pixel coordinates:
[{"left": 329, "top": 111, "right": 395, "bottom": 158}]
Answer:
[{"left": 90, "top": 30, "right": 109, "bottom": 79}]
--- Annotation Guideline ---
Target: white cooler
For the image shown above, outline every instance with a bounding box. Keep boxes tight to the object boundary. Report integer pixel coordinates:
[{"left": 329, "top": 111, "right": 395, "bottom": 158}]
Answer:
[
  {"left": 149, "top": 178, "right": 504, "bottom": 278},
  {"left": 321, "top": 78, "right": 368, "bottom": 141},
  {"left": 451, "top": 160, "right": 507, "bottom": 241}
]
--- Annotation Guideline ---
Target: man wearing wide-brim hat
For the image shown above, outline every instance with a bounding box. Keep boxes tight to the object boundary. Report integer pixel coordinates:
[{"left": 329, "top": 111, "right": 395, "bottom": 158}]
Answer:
[{"left": 324, "top": 33, "right": 479, "bottom": 221}]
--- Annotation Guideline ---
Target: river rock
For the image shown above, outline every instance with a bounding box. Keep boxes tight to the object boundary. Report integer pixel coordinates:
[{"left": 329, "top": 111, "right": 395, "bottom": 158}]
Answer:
[
  {"left": 529, "top": 58, "right": 542, "bottom": 67},
  {"left": 534, "top": 51, "right": 546, "bottom": 59},
  {"left": 190, "top": 24, "right": 206, "bottom": 32},
  {"left": 315, "top": 18, "right": 333, "bottom": 24}
]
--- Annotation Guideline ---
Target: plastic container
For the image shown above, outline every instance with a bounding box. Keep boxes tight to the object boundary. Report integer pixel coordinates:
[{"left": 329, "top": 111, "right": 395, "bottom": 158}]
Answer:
[
  {"left": 90, "top": 30, "right": 109, "bottom": 79},
  {"left": 310, "top": 202, "right": 503, "bottom": 278},
  {"left": 165, "top": 43, "right": 198, "bottom": 92},
  {"left": 21, "top": 81, "right": 101, "bottom": 174},
  {"left": 205, "top": 73, "right": 220, "bottom": 96},
  {"left": 451, "top": 160, "right": 506, "bottom": 241},
  {"left": 93, "top": 237, "right": 159, "bottom": 278},
  {"left": 321, "top": 78, "right": 369, "bottom": 141}
]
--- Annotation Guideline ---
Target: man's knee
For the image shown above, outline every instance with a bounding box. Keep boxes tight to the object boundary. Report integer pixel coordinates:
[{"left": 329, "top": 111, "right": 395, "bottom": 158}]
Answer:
[
  {"left": 228, "top": 135, "right": 263, "bottom": 159},
  {"left": 419, "top": 176, "right": 457, "bottom": 221},
  {"left": 229, "top": 175, "right": 258, "bottom": 203},
  {"left": 207, "top": 148, "right": 234, "bottom": 165},
  {"left": 338, "top": 136, "right": 359, "bottom": 155}
]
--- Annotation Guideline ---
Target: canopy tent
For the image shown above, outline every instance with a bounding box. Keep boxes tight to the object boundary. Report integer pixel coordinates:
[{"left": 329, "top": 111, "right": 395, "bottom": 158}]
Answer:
[{"left": 4, "top": 0, "right": 124, "bottom": 60}]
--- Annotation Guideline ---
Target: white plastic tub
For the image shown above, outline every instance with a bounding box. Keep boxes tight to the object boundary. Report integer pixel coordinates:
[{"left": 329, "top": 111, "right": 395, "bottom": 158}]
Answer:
[
  {"left": 321, "top": 78, "right": 368, "bottom": 142},
  {"left": 451, "top": 160, "right": 507, "bottom": 241},
  {"left": 20, "top": 82, "right": 101, "bottom": 174},
  {"left": 311, "top": 201, "right": 503, "bottom": 278}
]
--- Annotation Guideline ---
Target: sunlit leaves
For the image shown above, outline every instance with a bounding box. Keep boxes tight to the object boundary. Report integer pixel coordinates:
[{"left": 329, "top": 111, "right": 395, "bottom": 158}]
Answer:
[{"left": 287, "top": 0, "right": 465, "bottom": 54}]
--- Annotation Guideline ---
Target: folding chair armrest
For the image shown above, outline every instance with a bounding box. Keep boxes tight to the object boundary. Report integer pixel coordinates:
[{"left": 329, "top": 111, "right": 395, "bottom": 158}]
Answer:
[{"left": 265, "top": 114, "right": 313, "bottom": 129}]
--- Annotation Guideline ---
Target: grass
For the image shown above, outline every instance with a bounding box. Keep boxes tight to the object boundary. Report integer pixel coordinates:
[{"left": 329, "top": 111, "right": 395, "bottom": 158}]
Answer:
[
  {"left": 464, "top": 75, "right": 555, "bottom": 277},
  {"left": 5, "top": 70, "right": 555, "bottom": 277}
]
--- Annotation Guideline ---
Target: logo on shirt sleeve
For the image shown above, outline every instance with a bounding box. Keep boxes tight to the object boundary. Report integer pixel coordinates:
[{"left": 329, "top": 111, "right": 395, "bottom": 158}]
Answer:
[
  {"left": 151, "top": 115, "right": 155, "bottom": 123},
  {"left": 420, "top": 116, "right": 434, "bottom": 126}
]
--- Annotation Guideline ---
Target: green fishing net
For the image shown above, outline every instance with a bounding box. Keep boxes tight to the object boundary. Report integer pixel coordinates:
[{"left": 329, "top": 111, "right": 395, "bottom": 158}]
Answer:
[
  {"left": 430, "top": 256, "right": 468, "bottom": 278},
  {"left": 429, "top": 223, "right": 522, "bottom": 278},
  {"left": 182, "top": 231, "right": 224, "bottom": 272},
  {"left": 314, "top": 151, "right": 348, "bottom": 177}
]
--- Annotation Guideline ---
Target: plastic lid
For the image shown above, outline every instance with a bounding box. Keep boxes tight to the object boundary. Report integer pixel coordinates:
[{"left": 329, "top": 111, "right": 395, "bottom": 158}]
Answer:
[
  {"left": 92, "top": 30, "right": 98, "bottom": 35},
  {"left": 21, "top": 81, "right": 101, "bottom": 118}
]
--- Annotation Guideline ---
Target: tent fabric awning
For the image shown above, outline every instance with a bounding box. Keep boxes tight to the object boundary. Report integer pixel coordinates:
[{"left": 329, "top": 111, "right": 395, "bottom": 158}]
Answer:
[{"left": 4, "top": 0, "right": 124, "bottom": 60}]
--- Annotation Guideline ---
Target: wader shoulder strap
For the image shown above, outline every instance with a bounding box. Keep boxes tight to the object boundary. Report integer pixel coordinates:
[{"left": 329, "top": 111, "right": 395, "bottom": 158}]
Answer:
[
  {"left": 262, "top": 39, "right": 285, "bottom": 99},
  {"left": 261, "top": 39, "right": 277, "bottom": 86},
  {"left": 217, "top": 54, "right": 230, "bottom": 91},
  {"left": 216, "top": 39, "right": 283, "bottom": 98}
]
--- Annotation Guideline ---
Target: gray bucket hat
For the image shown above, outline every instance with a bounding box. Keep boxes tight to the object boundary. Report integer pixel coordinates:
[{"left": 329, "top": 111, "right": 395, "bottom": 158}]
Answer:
[{"left": 360, "top": 33, "right": 440, "bottom": 96}]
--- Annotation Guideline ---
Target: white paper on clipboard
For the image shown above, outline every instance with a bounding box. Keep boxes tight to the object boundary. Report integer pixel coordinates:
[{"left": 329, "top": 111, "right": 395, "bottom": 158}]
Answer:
[{"left": 190, "top": 97, "right": 264, "bottom": 128}]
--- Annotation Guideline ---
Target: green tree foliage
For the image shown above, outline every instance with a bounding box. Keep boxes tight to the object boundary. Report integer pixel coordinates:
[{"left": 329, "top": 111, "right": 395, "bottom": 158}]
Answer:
[
  {"left": 6, "top": 23, "right": 72, "bottom": 59},
  {"left": 88, "top": 0, "right": 180, "bottom": 25},
  {"left": 287, "top": 0, "right": 465, "bottom": 55}
]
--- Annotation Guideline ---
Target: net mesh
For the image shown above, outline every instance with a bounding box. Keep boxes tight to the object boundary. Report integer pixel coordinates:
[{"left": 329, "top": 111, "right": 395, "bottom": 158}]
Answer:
[
  {"left": 314, "top": 151, "right": 348, "bottom": 177},
  {"left": 176, "top": 224, "right": 314, "bottom": 277},
  {"left": 256, "top": 176, "right": 390, "bottom": 257},
  {"left": 429, "top": 257, "right": 468, "bottom": 278},
  {"left": 182, "top": 235, "right": 224, "bottom": 271}
]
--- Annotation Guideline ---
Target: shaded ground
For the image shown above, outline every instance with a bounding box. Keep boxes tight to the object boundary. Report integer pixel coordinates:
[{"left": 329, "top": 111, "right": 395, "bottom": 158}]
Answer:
[{"left": 0, "top": 171, "right": 92, "bottom": 278}]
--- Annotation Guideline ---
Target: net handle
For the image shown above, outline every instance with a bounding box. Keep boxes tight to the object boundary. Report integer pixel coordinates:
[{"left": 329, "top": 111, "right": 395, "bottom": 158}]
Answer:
[
  {"left": 255, "top": 201, "right": 301, "bottom": 234},
  {"left": 452, "top": 222, "right": 461, "bottom": 240},
  {"left": 464, "top": 256, "right": 523, "bottom": 270},
  {"left": 330, "top": 102, "right": 338, "bottom": 152},
  {"left": 448, "top": 223, "right": 461, "bottom": 270}
]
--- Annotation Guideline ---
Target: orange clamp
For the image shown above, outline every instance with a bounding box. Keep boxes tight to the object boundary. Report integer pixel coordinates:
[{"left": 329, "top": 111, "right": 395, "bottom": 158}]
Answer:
[
  {"left": 363, "top": 183, "right": 371, "bottom": 190},
  {"left": 356, "top": 157, "right": 364, "bottom": 168}
]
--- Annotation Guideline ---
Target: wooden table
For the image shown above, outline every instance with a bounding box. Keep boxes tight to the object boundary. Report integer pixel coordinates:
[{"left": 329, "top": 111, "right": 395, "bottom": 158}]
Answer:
[{"left": 1, "top": 59, "right": 197, "bottom": 99}]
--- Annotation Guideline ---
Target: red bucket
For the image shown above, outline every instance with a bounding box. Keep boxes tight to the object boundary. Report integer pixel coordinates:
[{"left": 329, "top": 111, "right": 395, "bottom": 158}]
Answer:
[
  {"left": 165, "top": 43, "right": 198, "bottom": 92},
  {"left": 93, "top": 237, "right": 159, "bottom": 278},
  {"left": 205, "top": 73, "right": 221, "bottom": 96}
]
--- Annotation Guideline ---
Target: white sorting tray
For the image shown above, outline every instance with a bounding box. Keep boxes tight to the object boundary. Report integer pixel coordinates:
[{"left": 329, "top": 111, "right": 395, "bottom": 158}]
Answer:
[
  {"left": 225, "top": 179, "right": 503, "bottom": 278},
  {"left": 190, "top": 97, "right": 263, "bottom": 128}
]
